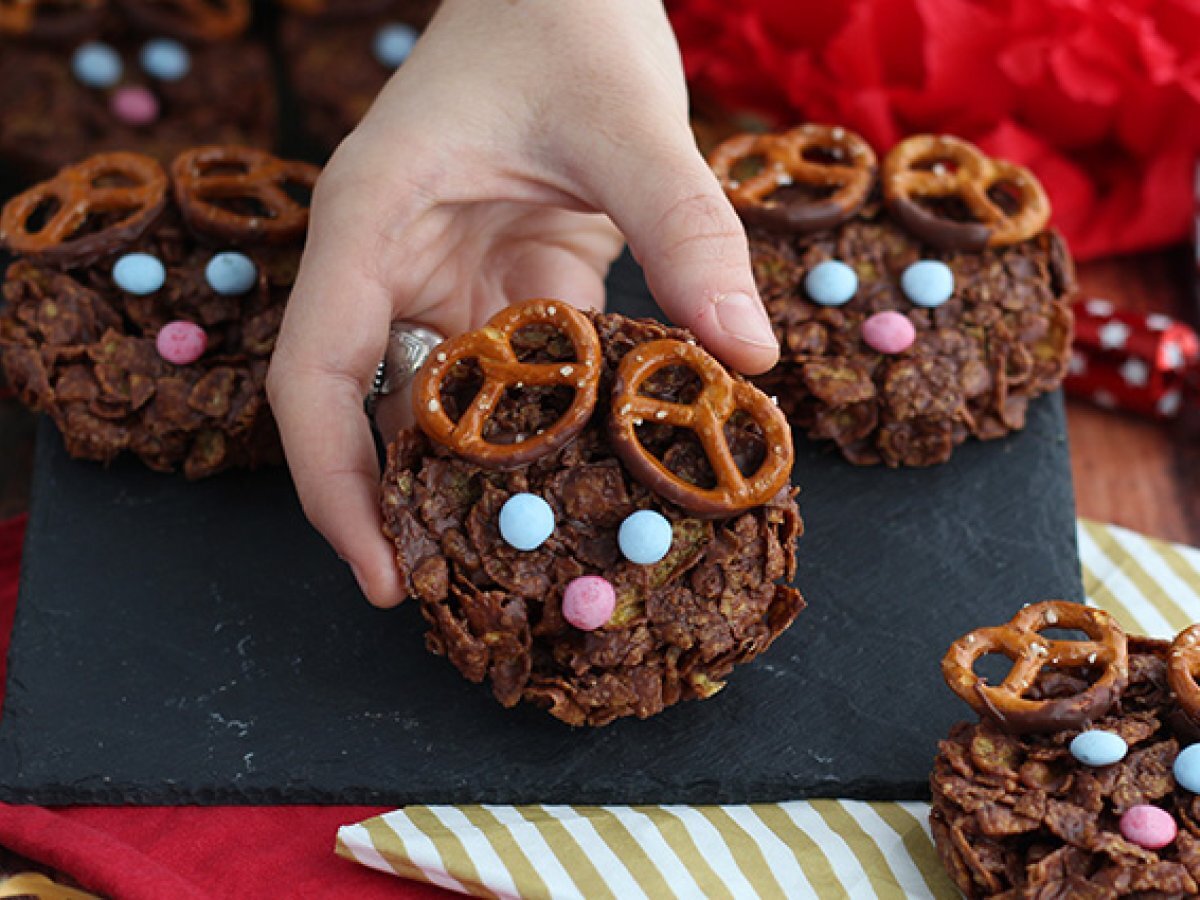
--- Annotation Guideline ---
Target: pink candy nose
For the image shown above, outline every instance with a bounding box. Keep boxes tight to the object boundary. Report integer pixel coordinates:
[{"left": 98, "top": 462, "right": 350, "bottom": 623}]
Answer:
[
  {"left": 562, "top": 576, "right": 616, "bottom": 631},
  {"left": 156, "top": 321, "right": 207, "bottom": 365},
  {"left": 861, "top": 311, "right": 916, "bottom": 355},
  {"left": 110, "top": 86, "right": 159, "bottom": 125}
]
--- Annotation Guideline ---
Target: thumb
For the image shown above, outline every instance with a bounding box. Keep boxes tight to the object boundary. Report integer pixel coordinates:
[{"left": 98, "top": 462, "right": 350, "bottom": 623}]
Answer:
[{"left": 596, "top": 146, "right": 779, "bottom": 375}]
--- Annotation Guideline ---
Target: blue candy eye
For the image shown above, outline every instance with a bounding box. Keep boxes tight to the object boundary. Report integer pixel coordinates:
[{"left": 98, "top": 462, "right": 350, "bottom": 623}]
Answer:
[
  {"left": 373, "top": 23, "right": 419, "bottom": 69},
  {"left": 618, "top": 509, "right": 673, "bottom": 565},
  {"left": 72, "top": 42, "right": 123, "bottom": 89},
  {"left": 498, "top": 493, "right": 554, "bottom": 551},
  {"left": 140, "top": 38, "right": 191, "bottom": 81},
  {"left": 1175, "top": 744, "right": 1200, "bottom": 793},
  {"left": 112, "top": 252, "right": 166, "bottom": 295},
  {"left": 205, "top": 251, "right": 257, "bottom": 296},
  {"left": 804, "top": 259, "right": 857, "bottom": 307},
  {"left": 1069, "top": 730, "right": 1127, "bottom": 768},
  {"left": 900, "top": 260, "right": 954, "bottom": 308}
]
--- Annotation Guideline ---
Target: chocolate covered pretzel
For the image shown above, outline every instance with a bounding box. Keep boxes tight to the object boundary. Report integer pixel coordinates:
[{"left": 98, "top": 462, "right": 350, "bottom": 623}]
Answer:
[
  {"left": 882, "top": 134, "right": 1050, "bottom": 251},
  {"left": 171, "top": 145, "right": 319, "bottom": 245},
  {"left": 412, "top": 300, "right": 603, "bottom": 469},
  {"left": 942, "top": 600, "right": 1128, "bottom": 734},
  {"left": 709, "top": 124, "right": 877, "bottom": 233},
  {"left": 609, "top": 339, "right": 793, "bottom": 517},
  {"left": 0, "top": 151, "right": 168, "bottom": 267}
]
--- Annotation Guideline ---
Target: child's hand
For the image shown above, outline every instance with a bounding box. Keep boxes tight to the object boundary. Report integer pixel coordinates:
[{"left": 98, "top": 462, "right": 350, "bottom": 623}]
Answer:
[{"left": 267, "top": 0, "right": 778, "bottom": 608}]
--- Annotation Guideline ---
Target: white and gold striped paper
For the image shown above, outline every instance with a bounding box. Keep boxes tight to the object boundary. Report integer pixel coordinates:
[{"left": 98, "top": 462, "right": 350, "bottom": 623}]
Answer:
[{"left": 337, "top": 520, "right": 1200, "bottom": 899}]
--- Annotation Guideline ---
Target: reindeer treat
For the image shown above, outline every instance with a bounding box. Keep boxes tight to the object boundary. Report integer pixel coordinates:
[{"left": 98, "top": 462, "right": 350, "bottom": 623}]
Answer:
[
  {"left": 0, "top": 146, "right": 319, "bottom": 477},
  {"left": 931, "top": 602, "right": 1200, "bottom": 898},
  {"left": 381, "top": 300, "right": 804, "bottom": 726},
  {"left": 0, "top": 0, "right": 275, "bottom": 180},
  {"left": 709, "top": 125, "right": 1075, "bottom": 467},
  {"left": 278, "top": 0, "right": 438, "bottom": 153}
]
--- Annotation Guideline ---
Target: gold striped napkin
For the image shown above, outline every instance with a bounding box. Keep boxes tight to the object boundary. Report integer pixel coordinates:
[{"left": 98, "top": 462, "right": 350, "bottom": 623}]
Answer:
[{"left": 337, "top": 520, "right": 1200, "bottom": 899}]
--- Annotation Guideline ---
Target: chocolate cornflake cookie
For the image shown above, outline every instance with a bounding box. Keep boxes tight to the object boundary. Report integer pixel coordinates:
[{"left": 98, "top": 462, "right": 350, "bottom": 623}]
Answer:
[
  {"left": 932, "top": 603, "right": 1200, "bottom": 898},
  {"left": 279, "top": 0, "right": 438, "bottom": 152},
  {"left": 0, "top": 0, "right": 275, "bottom": 181},
  {"left": 0, "top": 145, "right": 319, "bottom": 478},
  {"left": 380, "top": 299, "right": 804, "bottom": 726},
  {"left": 709, "top": 125, "right": 1076, "bottom": 466}
]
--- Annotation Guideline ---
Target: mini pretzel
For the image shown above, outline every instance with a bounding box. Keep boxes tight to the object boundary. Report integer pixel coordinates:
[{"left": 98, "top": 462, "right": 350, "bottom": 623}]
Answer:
[
  {"left": 117, "top": 0, "right": 249, "bottom": 41},
  {"left": 0, "top": 0, "right": 105, "bottom": 38},
  {"left": 882, "top": 134, "right": 1050, "bottom": 250},
  {"left": 1168, "top": 624, "right": 1200, "bottom": 724},
  {"left": 277, "top": 0, "right": 395, "bottom": 15},
  {"left": 0, "top": 151, "right": 167, "bottom": 268},
  {"left": 708, "top": 124, "right": 877, "bottom": 233},
  {"left": 942, "top": 600, "right": 1128, "bottom": 734},
  {"left": 171, "top": 146, "right": 319, "bottom": 245},
  {"left": 609, "top": 340, "right": 793, "bottom": 518},
  {"left": 412, "top": 300, "right": 602, "bottom": 469}
]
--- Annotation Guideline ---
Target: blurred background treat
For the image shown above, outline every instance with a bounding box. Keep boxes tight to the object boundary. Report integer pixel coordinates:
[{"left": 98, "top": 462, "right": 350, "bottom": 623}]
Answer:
[
  {"left": 276, "top": 0, "right": 437, "bottom": 153},
  {"left": 0, "top": 0, "right": 277, "bottom": 182},
  {"left": 670, "top": 0, "right": 1200, "bottom": 544}
]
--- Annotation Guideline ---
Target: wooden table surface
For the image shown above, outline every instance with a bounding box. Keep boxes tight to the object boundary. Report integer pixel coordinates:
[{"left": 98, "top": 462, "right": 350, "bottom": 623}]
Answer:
[
  {"left": 1, "top": 250, "right": 1199, "bottom": 544},
  {"left": 1068, "top": 248, "right": 1200, "bottom": 546}
]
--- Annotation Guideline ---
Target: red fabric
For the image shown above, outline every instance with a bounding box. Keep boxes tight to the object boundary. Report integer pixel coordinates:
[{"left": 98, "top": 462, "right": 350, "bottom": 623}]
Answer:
[
  {"left": 670, "top": 0, "right": 1200, "bottom": 261},
  {"left": 0, "top": 514, "right": 453, "bottom": 900}
]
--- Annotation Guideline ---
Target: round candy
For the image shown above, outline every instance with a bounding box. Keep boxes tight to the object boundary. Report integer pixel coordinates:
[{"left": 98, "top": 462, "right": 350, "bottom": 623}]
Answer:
[
  {"left": 156, "top": 321, "right": 208, "bottom": 366},
  {"left": 1069, "top": 730, "right": 1127, "bottom": 767},
  {"left": 861, "top": 310, "right": 915, "bottom": 355},
  {"left": 72, "top": 43, "right": 123, "bottom": 89},
  {"left": 140, "top": 38, "right": 191, "bottom": 81},
  {"left": 1173, "top": 743, "right": 1200, "bottom": 793},
  {"left": 562, "top": 576, "right": 616, "bottom": 631},
  {"left": 618, "top": 509, "right": 673, "bottom": 565},
  {"left": 900, "top": 260, "right": 954, "bottom": 308},
  {"left": 498, "top": 493, "right": 554, "bottom": 552},
  {"left": 373, "top": 23, "right": 419, "bottom": 69},
  {"left": 1119, "top": 804, "right": 1177, "bottom": 850},
  {"left": 110, "top": 86, "right": 160, "bottom": 125},
  {"left": 804, "top": 259, "right": 858, "bottom": 307},
  {"left": 112, "top": 253, "right": 166, "bottom": 295},
  {"left": 205, "top": 252, "right": 258, "bottom": 296}
]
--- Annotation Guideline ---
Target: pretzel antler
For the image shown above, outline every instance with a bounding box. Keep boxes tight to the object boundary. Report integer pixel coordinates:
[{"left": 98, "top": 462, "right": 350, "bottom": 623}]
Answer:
[
  {"left": 0, "top": 151, "right": 168, "bottom": 268},
  {"left": 0, "top": 0, "right": 105, "bottom": 39},
  {"left": 709, "top": 124, "right": 877, "bottom": 233},
  {"left": 171, "top": 146, "right": 319, "bottom": 245},
  {"left": 942, "top": 600, "right": 1128, "bottom": 734},
  {"left": 412, "top": 300, "right": 602, "bottom": 468},
  {"left": 117, "top": 0, "right": 249, "bottom": 41},
  {"left": 882, "top": 134, "right": 1050, "bottom": 250},
  {"left": 609, "top": 340, "right": 793, "bottom": 517}
]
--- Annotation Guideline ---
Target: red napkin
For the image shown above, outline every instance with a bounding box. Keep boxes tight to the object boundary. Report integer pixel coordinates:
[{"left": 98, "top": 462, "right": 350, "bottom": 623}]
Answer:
[
  {"left": 0, "top": 514, "right": 451, "bottom": 899},
  {"left": 670, "top": 0, "right": 1200, "bottom": 261}
]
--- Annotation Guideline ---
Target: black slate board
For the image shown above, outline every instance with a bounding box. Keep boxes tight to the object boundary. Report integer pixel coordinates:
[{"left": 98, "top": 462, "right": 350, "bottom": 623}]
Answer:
[{"left": 0, "top": 253, "right": 1083, "bottom": 805}]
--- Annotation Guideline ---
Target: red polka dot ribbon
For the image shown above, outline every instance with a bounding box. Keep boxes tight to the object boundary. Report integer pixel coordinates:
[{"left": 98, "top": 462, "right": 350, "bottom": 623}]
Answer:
[{"left": 1064, "top": 298, "right": 1200, "bottom": 420}]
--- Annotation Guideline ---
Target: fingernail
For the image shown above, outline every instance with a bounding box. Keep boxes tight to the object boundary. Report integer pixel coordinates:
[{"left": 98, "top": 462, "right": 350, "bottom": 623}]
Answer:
[{"left": 713, "top": 292, "right": 778, "bottom": 349}]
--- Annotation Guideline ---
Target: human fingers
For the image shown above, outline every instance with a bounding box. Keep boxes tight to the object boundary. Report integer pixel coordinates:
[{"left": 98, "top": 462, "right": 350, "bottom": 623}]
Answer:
[
  {"left": 570, "top": 129, "right": 778, "bottom": 375},
  {"left": 267, "top": 164, "right": 412, "bottom": 608}
]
